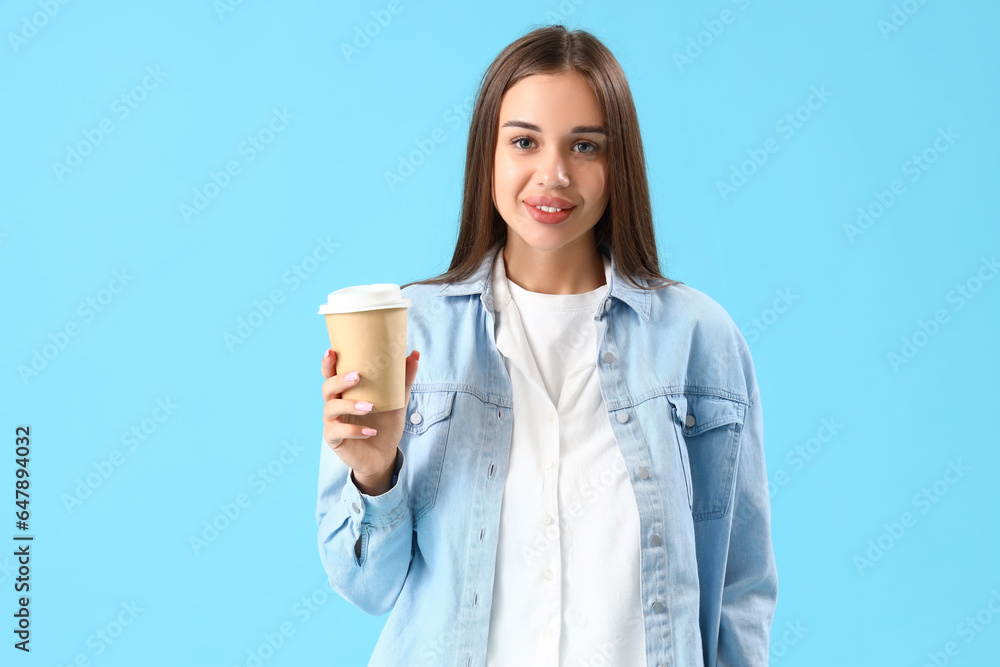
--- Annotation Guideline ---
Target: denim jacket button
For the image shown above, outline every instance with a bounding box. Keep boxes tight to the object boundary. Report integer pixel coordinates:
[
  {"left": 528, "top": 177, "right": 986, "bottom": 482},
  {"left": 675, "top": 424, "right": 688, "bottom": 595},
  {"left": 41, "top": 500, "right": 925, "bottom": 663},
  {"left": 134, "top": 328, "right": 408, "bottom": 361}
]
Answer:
[
  {"left": 636, "top": 467, "right": 650, "bottom": 479},
  {"left": 616, "top": 411, "right": 628, "bottom": 423},
  {"left": 603, "top": 351, "right": 615, "bottom": 363},
  {"left": 351, "top": 502, "right": 360, "bottom": 514},
  {"left": 649, "top": 534, "right": 662, "bottom": 547},
  {"left": 685, "top": 413, "right": 696, "bottom": 428},
  {"left": 651, "top": 601, "right": 664, "bottom": 613},
  {"left": 409, "top": 411, "right": 422, "bottom": 425},
  {"left": 604, "top": 299, "right": 611, "bottom": 312}
]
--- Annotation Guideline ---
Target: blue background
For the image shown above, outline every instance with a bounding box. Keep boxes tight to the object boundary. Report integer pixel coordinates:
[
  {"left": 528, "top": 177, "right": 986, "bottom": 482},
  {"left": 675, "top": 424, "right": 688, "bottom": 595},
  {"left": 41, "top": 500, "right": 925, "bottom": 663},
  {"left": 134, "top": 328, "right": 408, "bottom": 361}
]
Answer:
[{"left": 2, "top": 1, "right": 998, "bottom": 665}]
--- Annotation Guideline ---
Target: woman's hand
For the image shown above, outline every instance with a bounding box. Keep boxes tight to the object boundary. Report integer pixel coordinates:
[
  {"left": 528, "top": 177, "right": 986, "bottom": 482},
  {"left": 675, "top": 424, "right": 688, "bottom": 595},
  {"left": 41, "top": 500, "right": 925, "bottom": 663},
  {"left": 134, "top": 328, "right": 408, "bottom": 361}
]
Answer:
[{"left": 321, "top": 348, "right": 419, "bottom": 495}]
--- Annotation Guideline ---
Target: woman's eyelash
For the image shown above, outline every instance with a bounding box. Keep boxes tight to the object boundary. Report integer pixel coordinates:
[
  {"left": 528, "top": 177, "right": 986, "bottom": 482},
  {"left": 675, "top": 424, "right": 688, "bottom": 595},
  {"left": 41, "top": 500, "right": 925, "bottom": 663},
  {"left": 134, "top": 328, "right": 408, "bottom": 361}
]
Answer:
[{"left": 508, "top": 136, "right": 600, "bottom": 154}]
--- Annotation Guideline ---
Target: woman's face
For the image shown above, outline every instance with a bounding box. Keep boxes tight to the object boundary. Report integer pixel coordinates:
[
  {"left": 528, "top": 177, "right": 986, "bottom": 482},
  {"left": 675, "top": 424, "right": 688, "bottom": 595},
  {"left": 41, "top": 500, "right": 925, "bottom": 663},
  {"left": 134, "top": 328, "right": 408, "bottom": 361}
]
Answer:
[{"left": 493, "top": 71, "right": 609, "bottom": 255}]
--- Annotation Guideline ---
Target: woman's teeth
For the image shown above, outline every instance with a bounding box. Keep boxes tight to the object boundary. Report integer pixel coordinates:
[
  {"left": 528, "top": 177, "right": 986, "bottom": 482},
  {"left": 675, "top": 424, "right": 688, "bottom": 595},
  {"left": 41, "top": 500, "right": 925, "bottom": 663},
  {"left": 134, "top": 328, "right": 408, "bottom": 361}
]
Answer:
[{"left": 534, "top": 205, "right": 563, "bottom": 212}]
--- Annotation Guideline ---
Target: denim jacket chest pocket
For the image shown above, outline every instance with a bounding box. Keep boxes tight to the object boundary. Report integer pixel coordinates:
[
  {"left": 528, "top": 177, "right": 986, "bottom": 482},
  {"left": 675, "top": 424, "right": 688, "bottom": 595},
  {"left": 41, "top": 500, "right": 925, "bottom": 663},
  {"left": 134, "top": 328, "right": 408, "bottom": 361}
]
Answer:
[
  {"left": 401, "top": 389, "right": 456, "bottom": 522},
  {"left": 667, "top": 393, "right": 746, "bottom": 522}
]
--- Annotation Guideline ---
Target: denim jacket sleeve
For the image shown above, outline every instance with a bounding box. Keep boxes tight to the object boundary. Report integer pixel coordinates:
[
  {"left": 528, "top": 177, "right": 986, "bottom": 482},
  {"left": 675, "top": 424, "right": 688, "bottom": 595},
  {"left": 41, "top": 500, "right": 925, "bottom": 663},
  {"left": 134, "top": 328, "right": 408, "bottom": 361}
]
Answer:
[
  {"left": 316, "top": 442, "right": 414, "bottom": 616},
  {"left": 715, "top": 375, "right": 779, "bottom": 665}
]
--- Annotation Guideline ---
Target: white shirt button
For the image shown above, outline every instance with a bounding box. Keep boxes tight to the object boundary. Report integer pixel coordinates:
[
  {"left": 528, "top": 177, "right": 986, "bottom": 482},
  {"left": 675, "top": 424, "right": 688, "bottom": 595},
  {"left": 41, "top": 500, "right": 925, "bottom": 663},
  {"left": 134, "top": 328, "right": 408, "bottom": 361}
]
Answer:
[
  {"left": 542, "top": 459, "right": 553, "bottom": 470},
  {"left": 603, "top": 351, "right": 615, "bottom": 363},
  {"left": 542, "top": 569, "right": 554, "bottom": 580},
  {"left": 409, "top": 411, "right": 422, "bottom": 425},
  {"left": 616, "top": 411, "right": 629, "bottom": 423},
  {"left": 543, "top": 626, "right": 554, "bottom": 638},
  {"left": 547, "top": 411, "right": 556, "bottom": 423},
  {"left": 685, "top": 413, "right": 696, "bottom": 428},
  {"left": 541, "top": 513, "right": 553, "bottom": 525}
]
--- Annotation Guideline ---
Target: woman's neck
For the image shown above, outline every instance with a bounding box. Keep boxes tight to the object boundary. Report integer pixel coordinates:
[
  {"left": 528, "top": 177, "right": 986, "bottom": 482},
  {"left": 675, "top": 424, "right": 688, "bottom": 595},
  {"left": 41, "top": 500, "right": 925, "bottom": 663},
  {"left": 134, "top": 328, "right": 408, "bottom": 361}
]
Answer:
[{"left": 502, "top": 239, "right": 606, "bottom": 295}]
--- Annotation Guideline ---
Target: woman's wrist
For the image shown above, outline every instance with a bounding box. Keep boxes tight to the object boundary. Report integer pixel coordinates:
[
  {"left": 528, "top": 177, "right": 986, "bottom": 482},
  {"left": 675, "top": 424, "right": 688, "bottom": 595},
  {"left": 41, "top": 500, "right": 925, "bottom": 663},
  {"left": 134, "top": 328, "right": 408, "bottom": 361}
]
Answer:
[{"left": 352, "top": 462, "right": 395, "bottom": 496}]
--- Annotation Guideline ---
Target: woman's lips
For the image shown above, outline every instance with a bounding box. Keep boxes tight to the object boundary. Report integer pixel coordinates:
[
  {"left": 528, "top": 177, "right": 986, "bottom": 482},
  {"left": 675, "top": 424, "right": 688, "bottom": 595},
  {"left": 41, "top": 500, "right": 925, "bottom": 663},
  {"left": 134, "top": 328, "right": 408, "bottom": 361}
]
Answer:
[{"left": 524, "top": 201, "right": 574, "bottom": 224}]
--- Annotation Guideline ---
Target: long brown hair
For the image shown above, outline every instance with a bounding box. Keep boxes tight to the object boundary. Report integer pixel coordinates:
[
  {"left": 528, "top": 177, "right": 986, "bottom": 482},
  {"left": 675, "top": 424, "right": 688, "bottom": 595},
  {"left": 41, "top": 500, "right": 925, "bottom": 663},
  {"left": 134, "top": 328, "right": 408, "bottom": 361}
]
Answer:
[{"left": 402, "top": 24, "right": 679, "bottom": 292}]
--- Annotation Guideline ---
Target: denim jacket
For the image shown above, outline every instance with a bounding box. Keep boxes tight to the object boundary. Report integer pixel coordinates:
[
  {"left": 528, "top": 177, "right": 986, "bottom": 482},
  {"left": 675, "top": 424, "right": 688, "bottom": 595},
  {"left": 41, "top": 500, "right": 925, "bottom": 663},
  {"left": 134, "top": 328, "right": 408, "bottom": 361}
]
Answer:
[{"left": 316, "top": 242, "right": 778, "bottom": 667}]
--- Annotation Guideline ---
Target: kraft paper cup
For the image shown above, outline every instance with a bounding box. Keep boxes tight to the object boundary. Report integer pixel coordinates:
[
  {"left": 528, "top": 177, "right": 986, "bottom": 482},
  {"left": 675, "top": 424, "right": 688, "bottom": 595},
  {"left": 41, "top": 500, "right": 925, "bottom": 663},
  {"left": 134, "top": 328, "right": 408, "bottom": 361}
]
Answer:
[{"left": 319, "top": 284, "right": 412, "bottom": 413}]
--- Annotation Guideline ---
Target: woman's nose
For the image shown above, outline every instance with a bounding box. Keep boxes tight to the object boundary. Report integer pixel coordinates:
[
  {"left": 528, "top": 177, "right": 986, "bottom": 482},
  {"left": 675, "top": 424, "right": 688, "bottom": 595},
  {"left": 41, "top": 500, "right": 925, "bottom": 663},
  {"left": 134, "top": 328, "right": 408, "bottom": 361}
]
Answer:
[{"left": 536, "top": 149, "right": 570, "bottom": 187}]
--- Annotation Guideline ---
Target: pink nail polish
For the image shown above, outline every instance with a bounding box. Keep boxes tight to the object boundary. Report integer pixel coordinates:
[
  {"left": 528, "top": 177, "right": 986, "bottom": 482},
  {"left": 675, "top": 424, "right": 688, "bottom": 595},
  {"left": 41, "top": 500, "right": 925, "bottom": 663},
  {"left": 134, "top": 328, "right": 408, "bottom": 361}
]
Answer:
[
  {"left": 345, "top": 371, "right": 359, "bottom": 382},
  {"left": 362, "top": 428, "right": 377, "bottom": 436}
]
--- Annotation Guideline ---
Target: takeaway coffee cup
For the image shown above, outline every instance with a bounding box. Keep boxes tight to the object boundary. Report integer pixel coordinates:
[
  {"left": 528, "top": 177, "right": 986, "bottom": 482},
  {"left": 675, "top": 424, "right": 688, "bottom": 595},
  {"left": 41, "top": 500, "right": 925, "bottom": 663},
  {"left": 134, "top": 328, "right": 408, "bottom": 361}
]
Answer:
[{"left": 319, "top": 284, "right": 412, "bottom": 413}]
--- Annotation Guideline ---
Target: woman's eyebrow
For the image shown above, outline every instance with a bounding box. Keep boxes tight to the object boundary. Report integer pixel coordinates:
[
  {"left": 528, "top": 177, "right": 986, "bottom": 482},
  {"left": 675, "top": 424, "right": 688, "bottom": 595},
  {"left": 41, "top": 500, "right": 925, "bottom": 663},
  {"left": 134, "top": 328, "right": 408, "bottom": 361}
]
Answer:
[{"left": 500, "top": 119, "right": 607, "bottom": 135}]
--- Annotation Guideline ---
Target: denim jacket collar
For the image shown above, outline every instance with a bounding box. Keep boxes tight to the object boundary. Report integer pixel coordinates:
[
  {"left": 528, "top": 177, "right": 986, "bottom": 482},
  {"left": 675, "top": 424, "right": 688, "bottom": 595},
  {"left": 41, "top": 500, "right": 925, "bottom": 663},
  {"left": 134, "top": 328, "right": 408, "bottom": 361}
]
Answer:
[{"left": 434, "top": 241, "right": 652, "bottom": 321}]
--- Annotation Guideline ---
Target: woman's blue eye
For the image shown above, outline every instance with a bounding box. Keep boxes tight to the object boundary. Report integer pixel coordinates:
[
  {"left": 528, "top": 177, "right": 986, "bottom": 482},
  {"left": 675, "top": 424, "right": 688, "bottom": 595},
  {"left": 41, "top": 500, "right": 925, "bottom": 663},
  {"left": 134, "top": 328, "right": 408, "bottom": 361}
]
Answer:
[{"left": 509, "top": 136, "right": 600, "bottom": 154}]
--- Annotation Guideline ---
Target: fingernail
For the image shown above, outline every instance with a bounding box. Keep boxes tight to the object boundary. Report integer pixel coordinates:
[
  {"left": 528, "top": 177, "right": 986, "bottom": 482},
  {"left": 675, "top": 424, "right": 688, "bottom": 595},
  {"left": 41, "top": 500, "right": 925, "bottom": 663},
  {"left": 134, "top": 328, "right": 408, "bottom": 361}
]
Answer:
[
  {"left": 324, "top": 349, "right": 333, "bottom": 359},
  {"left": 362, "top": 428, "right": 377, "bottom": 436},
  {"left": 345, "top": 371, "right": 359, "bottom": 382},
  {"left": 355, "top": 401, "right": 373, "bottom": 412}
]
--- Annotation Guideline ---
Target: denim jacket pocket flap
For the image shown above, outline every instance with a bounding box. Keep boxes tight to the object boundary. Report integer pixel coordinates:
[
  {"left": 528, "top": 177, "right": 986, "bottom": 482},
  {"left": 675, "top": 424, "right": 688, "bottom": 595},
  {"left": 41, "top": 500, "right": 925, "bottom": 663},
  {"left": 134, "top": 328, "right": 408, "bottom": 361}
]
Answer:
[
  {"left": 403, "top": 390, "right": 456, "bottom": 435},
  {"left": 670, "top": 394, "right": 741, "bottom": 435},
  {"left": 667, "top": 392, "right": 745, "bottom": 521}
]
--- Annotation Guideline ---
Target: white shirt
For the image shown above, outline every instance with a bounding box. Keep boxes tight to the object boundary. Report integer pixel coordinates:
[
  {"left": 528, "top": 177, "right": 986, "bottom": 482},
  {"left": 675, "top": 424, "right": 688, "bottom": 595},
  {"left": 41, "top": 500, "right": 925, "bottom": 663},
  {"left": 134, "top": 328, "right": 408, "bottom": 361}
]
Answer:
[{"left": 485, "top": 246, "right": 646, "bottom": 666}]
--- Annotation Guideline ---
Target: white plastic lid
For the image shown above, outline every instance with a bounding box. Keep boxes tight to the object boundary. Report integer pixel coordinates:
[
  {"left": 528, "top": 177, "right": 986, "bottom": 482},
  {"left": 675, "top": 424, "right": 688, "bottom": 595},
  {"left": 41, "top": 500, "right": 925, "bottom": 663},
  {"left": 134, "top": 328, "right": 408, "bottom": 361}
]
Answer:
[{"left": 318, "top": 283, "right": 412, "bottom": 314}]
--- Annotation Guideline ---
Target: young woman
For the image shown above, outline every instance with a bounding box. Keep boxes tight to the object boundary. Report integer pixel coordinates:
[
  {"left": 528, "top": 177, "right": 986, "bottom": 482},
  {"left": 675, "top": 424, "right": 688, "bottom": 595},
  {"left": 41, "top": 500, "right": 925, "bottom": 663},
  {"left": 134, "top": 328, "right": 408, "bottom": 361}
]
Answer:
[{"left": 317, "top": 25, "right": 777, "bottom": 667}]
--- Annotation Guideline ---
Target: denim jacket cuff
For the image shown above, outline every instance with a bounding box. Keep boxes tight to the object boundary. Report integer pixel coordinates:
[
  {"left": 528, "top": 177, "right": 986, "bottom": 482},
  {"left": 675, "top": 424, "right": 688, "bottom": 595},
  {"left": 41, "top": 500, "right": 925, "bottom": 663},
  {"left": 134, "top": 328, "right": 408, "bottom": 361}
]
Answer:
[{"left": 341, "top": 447, "right": 407, "bottom": 528}]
